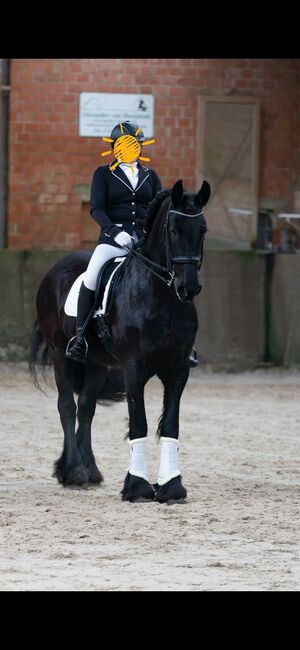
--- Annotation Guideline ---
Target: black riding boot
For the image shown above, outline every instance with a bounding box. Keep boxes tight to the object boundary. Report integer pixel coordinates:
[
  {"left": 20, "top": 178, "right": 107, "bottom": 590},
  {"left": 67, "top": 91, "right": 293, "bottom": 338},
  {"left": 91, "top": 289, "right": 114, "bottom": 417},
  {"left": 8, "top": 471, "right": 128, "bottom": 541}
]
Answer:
[
  {"left": 65, "top": 283, "right": 95, "bottom": 363},
  {"left": 189, "top": 347, "right": 198, "bottom": 368}
]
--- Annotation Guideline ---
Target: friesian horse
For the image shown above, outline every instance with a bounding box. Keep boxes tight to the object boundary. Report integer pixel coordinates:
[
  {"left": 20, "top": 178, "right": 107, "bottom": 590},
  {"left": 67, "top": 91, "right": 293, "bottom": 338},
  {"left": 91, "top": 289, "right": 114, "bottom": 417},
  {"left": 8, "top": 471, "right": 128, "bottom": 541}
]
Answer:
[{"left": 30, "top": 179, "right": 210, "bottom": 503}]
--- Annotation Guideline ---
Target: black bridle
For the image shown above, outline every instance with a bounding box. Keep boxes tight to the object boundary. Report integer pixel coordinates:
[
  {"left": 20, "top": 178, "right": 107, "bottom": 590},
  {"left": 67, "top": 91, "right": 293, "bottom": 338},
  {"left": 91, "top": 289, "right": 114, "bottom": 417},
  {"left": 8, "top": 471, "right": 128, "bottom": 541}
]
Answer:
[
  {"left": 163, "top": 204, "right": 206, "bottom": 272},
  {"left": 124, "top": 201, "right": 207, "bottom": 288}
]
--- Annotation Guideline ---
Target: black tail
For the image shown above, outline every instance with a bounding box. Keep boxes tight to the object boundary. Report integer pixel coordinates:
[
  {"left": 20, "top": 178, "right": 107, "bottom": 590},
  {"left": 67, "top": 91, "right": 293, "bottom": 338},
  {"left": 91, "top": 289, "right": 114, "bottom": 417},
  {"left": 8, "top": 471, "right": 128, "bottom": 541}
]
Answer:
[
  {"left": 96, "top": 367, "right": 126, "bottom": 405},
  {"left": 65, "top": 359, "right": 126, "bottom": 404},
  {"left": 29, "top": 319, "right": 50, "bottom": 391}
]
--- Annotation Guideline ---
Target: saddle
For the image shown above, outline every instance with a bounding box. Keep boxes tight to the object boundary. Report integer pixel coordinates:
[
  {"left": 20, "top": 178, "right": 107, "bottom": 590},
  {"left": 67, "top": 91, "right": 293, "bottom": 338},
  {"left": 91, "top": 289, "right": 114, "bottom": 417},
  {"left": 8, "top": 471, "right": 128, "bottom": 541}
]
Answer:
[
  {"left": 92, "top": 255, "right": 131, "bottom": 357},
  {"left": 95, "top": 257, "right": 126, "bottom": 313},
  {"left": 64, "top": 251, "right": 134, "bottom": 358}
]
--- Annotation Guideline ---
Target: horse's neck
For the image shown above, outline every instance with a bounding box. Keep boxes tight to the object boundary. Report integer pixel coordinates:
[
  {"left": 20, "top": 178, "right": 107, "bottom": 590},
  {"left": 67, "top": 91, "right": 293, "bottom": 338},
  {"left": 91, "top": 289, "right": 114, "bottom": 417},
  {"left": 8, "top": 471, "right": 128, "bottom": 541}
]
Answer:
[{"left": 143, "top": 212, "right": 166, "bottom": 266}]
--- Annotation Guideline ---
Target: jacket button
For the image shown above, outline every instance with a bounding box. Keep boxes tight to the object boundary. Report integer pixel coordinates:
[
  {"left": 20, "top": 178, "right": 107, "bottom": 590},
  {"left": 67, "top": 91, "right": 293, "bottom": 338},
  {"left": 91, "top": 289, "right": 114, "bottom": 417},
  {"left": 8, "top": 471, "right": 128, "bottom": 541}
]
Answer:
[
  {"left": 132, "top": 211, "right": 135, "bottom": 215},
  {"left": 132, "top": 221, "right": 135, "bottom": 225},
  {"left": 131, "top": 202, "right": 135, "bottom": 205},
  {"left": 132, "top": 192, "right": 135, "bottom": 196}
]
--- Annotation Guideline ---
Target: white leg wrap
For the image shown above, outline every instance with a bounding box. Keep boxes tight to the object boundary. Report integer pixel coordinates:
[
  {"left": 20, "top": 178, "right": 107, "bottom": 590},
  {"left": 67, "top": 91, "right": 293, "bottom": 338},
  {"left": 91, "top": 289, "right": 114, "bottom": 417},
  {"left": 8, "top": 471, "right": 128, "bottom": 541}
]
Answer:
[
  {"left": 128, "top": 437, "right": 148, "bottom": 481},
  {"left": 157, "top": 437, "right": 181, "bottom": 486}
]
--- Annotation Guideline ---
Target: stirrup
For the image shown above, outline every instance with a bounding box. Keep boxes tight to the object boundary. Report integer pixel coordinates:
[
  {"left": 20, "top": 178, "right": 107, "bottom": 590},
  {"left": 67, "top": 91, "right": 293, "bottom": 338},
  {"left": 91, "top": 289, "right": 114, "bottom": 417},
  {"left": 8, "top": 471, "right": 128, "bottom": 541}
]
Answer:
[
  {"left": 189, "top": 349, "right": 198, "bottom": 368},
  {"left": 65, "top": 335, "right": 88, "bottom": 362}
]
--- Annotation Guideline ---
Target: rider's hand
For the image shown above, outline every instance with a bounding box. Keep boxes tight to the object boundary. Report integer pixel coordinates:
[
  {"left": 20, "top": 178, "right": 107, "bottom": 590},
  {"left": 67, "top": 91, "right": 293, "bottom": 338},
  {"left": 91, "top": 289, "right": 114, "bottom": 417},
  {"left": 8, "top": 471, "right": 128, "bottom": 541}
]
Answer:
[{"left": 114, "top": 231, "right": 133, "bottom": 249}]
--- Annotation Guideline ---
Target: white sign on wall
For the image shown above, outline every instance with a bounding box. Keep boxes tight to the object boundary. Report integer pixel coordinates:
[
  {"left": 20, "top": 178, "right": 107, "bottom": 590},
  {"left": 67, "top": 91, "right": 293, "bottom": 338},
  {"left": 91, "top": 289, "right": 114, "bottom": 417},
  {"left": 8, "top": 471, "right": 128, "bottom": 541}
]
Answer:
[{"left": 79, "top": 93, "right": 154, "bottom": 137}]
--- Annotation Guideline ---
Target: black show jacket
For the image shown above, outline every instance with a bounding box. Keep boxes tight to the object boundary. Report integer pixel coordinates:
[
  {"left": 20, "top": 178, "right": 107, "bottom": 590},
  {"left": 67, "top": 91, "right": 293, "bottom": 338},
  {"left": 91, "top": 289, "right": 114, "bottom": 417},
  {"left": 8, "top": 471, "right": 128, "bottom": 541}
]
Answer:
[{"left": 90, "top": 162, "right": 162, "bottom": 247}]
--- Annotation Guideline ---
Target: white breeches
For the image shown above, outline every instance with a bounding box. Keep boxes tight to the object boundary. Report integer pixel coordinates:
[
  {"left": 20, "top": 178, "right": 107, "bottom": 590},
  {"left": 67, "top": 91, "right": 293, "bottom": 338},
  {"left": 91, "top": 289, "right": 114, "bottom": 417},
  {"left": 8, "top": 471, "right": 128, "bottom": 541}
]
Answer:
[{"left": 83, "top": 243, "right": 127, "bottom": 291}]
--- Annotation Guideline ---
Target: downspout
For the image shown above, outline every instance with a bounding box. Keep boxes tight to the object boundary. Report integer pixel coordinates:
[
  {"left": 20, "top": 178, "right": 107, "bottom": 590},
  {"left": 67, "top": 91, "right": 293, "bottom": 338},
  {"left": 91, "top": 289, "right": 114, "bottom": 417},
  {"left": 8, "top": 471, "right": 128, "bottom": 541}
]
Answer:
[{"left": 0, "top": 59, "right": 10, "bottom": 249}]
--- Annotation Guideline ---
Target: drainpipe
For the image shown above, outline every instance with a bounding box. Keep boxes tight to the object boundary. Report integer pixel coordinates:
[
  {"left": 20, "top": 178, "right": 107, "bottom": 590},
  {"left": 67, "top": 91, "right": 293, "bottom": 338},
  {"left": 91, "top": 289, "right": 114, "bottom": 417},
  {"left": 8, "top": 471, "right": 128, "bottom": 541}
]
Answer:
[{"left": 0, "top": 59, "right": 10, "bottom": 249}]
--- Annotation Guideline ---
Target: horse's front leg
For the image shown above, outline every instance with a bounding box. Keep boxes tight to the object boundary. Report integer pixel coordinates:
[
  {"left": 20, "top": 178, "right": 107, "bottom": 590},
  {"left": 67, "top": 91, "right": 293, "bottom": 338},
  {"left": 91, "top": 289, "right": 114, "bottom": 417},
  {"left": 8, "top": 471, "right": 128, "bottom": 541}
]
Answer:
[
  {"left": 155, "top": 362, "right": 190, "bottom": 503},
  {"left": 121, "top": 361, "right": 155, "bottom": 502}
]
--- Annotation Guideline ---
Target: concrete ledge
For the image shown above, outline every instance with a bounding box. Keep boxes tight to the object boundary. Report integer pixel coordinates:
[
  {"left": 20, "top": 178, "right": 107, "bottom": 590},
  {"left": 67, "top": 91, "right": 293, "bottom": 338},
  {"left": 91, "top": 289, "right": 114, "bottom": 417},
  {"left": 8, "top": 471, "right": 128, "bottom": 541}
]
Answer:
[
  {"left": 0, "top": 250, "right": 69, "bottom": 349},
  {"left": 195, "top": 251, "right": 265, "bottom": 367},
  {"left": 0, "top": 249, "right": 299, "bottom": 366},
  {"left": 270, "top": 254, "right": 300, "bottom": 365}
]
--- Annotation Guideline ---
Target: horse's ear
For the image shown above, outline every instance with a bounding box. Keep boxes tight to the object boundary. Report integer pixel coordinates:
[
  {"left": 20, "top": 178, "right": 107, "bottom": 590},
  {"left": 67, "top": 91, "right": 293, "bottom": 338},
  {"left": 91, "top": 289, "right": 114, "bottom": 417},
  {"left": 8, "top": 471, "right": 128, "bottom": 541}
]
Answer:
[
  {"left": 195, "top": 180, "right": 211, "bottom": 207},
  {"left": 171, "top": 179, "right": 184, "bottom": 207}
]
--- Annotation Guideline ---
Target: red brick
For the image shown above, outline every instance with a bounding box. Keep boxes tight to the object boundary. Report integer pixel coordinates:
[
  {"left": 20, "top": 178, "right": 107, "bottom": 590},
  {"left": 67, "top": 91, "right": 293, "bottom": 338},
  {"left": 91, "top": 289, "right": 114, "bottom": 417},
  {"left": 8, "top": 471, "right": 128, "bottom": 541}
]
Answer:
[{"left": 7, "top": 57, "right": 300, "bottom": 249}]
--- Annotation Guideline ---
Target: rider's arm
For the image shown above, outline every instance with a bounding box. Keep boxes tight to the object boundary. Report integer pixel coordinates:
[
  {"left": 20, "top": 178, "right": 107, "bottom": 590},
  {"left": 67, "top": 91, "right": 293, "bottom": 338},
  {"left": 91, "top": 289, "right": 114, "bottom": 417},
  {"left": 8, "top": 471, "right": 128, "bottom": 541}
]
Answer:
[{"left": 90, "top": 167, "right": 121, "bottom": 239}]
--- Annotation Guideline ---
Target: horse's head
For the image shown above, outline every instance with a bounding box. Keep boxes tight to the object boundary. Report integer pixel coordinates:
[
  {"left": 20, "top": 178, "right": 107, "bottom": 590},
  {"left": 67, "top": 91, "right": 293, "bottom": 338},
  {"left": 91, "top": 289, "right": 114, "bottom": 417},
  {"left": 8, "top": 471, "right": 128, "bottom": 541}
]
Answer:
[{"left": 166, "top": 179, "right": 210, "bottom": 302}]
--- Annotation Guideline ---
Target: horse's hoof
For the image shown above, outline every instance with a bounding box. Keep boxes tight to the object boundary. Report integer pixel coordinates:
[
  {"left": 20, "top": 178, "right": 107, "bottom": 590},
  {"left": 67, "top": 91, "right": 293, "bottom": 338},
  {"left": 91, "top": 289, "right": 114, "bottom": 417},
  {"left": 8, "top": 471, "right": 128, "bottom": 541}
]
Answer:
[
  {"left": 153, "top": 476, "right": 187, "bottom": 504},
  {"left": 121, "top": 472, "right": 155, "bottom": 502},
  {"left": 63, "top": 465, "right": 90, "bottom": 487},
  {"left": 87, "top": 466, "right": 103, "bottom": 484},
  {"left": 53, "top": 462, "right": 89, "bottom": 487}
]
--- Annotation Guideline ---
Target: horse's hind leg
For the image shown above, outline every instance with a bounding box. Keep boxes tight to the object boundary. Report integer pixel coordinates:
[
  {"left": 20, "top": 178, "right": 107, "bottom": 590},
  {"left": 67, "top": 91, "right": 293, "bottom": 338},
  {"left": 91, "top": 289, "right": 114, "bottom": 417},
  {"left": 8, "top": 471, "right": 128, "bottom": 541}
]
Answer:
[
  {"left": 53, "top": 350, "right": 89, "bottom": 487},
  {"left": 154, "top": 363, "right": 190, "bottom": 503},
  {"left": 76, "top": 363, "right": 105, "bottom": 485},
  {"left": 121, "top": 361, "right": 155, "bottom": 502}
]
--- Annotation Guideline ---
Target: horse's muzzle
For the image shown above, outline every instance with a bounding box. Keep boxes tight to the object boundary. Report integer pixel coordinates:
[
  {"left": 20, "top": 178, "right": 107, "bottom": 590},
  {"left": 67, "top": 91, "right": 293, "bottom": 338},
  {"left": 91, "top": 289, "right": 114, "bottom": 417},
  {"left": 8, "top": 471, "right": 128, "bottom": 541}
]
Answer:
[{"left": 175, "top": 283, "right": 202, "bottom": 302}]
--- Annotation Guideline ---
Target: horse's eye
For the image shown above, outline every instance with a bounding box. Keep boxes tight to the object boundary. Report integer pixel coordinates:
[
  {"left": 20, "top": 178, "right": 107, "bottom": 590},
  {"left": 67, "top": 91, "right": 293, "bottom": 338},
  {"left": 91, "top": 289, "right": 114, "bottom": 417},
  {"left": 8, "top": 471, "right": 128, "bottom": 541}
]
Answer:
[{"left": 170, "top": 228, "right": 177, "bottom": 237}]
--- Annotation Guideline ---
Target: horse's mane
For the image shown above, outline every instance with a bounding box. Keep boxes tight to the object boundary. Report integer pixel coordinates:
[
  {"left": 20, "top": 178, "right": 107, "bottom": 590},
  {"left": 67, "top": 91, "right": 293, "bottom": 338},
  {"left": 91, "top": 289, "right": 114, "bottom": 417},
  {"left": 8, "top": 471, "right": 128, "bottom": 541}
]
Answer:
[{"left": 144, "top": 189, "right": 170, "bottom": 234}]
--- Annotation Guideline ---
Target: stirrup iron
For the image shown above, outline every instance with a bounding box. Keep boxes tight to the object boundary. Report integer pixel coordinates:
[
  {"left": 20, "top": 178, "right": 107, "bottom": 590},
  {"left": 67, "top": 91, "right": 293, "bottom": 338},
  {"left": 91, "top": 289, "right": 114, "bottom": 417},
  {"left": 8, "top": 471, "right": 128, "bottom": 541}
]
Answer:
[{"left": 65, "top": 335, "right": 88, "bottom": 359}]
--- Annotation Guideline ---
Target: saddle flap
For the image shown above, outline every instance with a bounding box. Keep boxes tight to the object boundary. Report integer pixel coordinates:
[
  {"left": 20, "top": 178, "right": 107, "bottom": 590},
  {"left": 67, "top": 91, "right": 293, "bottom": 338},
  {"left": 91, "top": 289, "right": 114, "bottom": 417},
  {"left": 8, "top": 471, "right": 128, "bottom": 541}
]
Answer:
[{"left": 94, "top": 257, "right": 126, "bottom": 316}]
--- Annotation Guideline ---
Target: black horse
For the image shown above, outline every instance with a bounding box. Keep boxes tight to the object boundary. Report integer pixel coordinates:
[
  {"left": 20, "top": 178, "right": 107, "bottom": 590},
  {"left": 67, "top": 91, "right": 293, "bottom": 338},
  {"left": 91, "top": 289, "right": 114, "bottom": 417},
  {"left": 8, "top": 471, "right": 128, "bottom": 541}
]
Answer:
[{"left": 30, "top": 179, "right": 210, "bottom": 503}]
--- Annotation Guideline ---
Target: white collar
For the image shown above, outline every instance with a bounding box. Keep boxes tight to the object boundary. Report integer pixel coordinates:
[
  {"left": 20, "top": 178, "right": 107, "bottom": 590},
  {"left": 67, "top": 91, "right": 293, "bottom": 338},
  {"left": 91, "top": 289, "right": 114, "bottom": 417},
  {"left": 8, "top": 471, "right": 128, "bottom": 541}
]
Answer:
[{"left": 120, "top": 161, "right": 138, "bottom": 168}]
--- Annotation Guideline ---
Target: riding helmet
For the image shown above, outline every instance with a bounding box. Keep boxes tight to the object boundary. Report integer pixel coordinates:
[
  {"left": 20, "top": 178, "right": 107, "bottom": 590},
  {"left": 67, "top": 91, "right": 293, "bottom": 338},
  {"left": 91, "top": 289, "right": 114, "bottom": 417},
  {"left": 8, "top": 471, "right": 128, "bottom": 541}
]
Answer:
[{"left": 110, "top": 121, "right": 146, "bottom": 145}]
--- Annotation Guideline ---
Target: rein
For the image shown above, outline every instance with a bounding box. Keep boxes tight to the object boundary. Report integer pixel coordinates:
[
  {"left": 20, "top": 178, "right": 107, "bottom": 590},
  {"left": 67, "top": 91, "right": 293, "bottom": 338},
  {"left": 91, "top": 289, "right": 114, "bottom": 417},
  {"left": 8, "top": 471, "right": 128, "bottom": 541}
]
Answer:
[
  {"left": 124, "top": 203, "right": 206, "bottom": 288},
  {"left": 123, "top": 244, "right": 175, "bottom": 286}
]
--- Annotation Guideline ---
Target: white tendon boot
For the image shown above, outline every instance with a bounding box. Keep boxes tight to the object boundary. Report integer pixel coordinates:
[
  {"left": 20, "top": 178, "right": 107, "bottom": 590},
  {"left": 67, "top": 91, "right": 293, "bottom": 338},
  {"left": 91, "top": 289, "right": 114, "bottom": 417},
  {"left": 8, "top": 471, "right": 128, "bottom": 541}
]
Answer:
[
  {"left": 128, "top": 437, "right": 148, "bottom": 480},
  {"left": 157, "top": 437, "right": 181, "bottom": 486}
]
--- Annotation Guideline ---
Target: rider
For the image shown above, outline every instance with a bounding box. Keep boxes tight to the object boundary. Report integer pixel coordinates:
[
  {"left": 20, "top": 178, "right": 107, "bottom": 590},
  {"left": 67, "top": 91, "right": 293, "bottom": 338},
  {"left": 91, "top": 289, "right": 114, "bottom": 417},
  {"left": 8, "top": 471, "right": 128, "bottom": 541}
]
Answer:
[
  {"left": 65, "top": 120, "right": 198, "bottom": 367},
  {"left": 65, "top": 120, "right": 161, "bottom": 363}
]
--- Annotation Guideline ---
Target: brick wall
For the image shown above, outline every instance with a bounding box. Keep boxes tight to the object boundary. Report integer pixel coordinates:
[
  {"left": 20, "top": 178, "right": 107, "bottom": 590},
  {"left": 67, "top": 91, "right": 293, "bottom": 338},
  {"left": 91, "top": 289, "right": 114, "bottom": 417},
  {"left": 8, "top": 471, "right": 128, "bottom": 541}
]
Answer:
[{"left": 7, "top": 58, "right": 300, "bottom": 249}]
